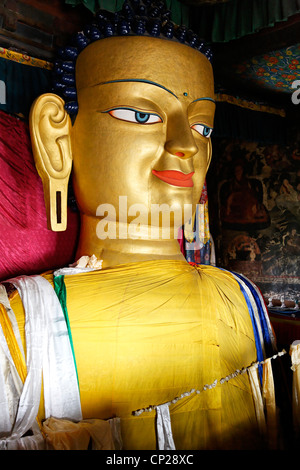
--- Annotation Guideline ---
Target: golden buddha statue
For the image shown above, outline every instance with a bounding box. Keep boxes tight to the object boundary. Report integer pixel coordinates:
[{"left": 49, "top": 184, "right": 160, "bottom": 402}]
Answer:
[{"left": 0, "top": 2, "right": 277, "bottom": 451}]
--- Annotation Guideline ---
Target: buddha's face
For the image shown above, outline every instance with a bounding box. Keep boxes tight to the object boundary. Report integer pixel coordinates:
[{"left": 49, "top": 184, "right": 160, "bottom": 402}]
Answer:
[{"left": 71, "top": 36, "right": 215, "bottom": 231}]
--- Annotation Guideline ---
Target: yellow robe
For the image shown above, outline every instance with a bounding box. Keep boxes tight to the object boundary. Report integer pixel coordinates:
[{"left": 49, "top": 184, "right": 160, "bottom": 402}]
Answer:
[{"left": 9, "top": 260, "right": 261, "bottom": 450}]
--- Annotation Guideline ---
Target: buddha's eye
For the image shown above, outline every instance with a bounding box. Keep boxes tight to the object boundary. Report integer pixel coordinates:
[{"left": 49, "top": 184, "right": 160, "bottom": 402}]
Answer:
[
  {"left": 191, "top": 123, "right": 213, "bottom": 138},
  {"left": 107, "top": 108, "right": 162, "bottom": 124}
]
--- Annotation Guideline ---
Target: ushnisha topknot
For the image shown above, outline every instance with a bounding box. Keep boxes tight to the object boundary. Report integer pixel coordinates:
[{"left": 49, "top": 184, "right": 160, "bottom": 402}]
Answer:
[{"left": 52, "top": 0, "right": 213, "bottom": 116}]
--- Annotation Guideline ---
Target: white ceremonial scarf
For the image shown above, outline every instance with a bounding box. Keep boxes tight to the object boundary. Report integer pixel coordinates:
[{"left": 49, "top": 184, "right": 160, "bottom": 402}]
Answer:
[
  {"left": 0, "top": 275, "right": 82, "bottom": 449},
  {"left": 156, "top": 404, "right": 176, "bottom": 450}
]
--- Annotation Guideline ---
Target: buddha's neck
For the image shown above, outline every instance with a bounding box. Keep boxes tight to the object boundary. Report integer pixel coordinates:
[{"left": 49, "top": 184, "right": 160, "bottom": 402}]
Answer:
[{"left": 75, "top": 214, "right": 186, "bottom": 268}]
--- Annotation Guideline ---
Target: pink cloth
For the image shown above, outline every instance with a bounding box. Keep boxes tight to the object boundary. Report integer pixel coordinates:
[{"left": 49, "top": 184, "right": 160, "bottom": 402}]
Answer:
[{"left": 0, "top": 111, "right": 79, "bottom": 281}]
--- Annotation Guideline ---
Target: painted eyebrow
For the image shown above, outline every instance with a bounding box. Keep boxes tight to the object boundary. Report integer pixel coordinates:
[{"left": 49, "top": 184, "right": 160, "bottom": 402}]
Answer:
[
  {"left": 96, "top": 79, "right": 178, "bottom": 98},
  {"left": 192, "top": 97, "right": 216, "bottom": 104},
  {"left": 95, "top": 79, "right": 216, "bottom": 104}
]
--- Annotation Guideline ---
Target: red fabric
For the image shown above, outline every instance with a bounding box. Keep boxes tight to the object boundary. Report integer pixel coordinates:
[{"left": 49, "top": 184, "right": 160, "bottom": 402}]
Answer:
[{"left": 0, "top": 111, "right": 79, "bottom": 281}]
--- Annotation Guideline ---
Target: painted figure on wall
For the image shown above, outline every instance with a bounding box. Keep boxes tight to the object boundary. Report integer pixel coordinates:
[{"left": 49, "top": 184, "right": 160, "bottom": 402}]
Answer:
[
  {"left": 220, "top": 161, "right": 270, "bottom": 231},
  {"left": 0, "top": 1, "right": 275, "bottom": 450},
  {"left": 214, "top": 138, "right": 300, "bottom": 301}
]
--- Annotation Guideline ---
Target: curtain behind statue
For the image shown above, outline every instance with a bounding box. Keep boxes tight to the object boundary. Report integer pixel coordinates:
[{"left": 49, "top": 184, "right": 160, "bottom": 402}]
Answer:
[{"left": 0, "top": 110, "right": 79, "bottom": 281}]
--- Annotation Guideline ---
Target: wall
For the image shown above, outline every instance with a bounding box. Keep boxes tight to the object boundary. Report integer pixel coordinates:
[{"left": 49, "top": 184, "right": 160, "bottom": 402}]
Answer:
[{"left": 208, "top": 133, "right": 300, "bottom": 306}]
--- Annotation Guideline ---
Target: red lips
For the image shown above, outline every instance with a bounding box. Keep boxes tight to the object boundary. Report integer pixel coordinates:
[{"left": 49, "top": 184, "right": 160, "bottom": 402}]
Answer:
[{"left": 152, "top": 170, "right": 194, "bottom": 187}]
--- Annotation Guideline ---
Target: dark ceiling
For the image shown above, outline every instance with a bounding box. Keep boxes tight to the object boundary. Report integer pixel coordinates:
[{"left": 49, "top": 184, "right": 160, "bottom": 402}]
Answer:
[
  {"left": 0, "top": 0, "right": 299, "bottom": 116},
  {"left": 0, "top": 0, "right": 92, "bottom": 59}
]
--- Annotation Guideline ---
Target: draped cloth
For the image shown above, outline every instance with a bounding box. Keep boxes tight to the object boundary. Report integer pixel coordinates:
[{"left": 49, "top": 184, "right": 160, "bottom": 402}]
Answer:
[
  {"left": 0, "top": 275, "right": 122, "bottom": 450},
  {"left": 5, "top": 260, "right": 275, "bottom": 450},
  {"left": 290, "top": 340, "right": 300, "bottom": 439},
  {"left": 248, "top": 365, "right": 267, "bottom": 437},
  {"left": 64, "top": 0, "right": 190, "bottom": 26},
  {"left": 8, "top": 276, "right": 82, "bottom": 423},
  {"left": 247, "top": 359, "right": 277, "bottom": 449},
  {"left": 0, "top": 275, "right": 82, "bottom": 449},
  {"left": 181, "top": 181, "right": 214, "bottom": 265},
  {"left": 262, "top": 358, "right": 277, "bottom": 449},
  {"left": 156, "top": 404, "right": 176, "bottom": 450},
  {"left": 190, "top": 0, "right": 300, "bottom": 43},
  {"left": 0, "top": 286, "right": 25, "bottom": 442},
  {"left": 42, "top": 416, "right": 122, "bottom": 450}
]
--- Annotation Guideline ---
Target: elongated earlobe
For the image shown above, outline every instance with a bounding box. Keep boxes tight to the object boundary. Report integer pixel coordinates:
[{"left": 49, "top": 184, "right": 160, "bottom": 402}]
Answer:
[{"left": 29, "top": 93, "right": 73, "bottom": 231}]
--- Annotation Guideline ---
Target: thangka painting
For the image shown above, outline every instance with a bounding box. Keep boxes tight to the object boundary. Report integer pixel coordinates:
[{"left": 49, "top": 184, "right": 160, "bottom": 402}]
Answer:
[{"left": 209, "top": 138, "right": 300, "bottom": 305}]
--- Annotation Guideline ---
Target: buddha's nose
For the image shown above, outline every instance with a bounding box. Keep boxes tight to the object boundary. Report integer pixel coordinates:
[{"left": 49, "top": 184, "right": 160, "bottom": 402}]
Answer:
[{"left": 164, "top": 113, "right": 198, "bottom": 159}]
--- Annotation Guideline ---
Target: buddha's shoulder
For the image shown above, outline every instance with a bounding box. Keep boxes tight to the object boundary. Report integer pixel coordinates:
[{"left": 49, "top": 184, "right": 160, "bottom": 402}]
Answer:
[
  {"left": 5, "top": 264, "right": 252, "bottom": 310},
  {"left": 192, "top": 264, "right": 251, "bottom": 302},
  {"left": 194, "top": 264, "right": 240, "bottom": 286}
]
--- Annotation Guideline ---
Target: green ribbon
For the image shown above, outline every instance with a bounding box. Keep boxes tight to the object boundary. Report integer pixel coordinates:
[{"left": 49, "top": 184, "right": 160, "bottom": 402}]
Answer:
[{"left": 54, "top": 274, "right": 80, "bottom": 389}]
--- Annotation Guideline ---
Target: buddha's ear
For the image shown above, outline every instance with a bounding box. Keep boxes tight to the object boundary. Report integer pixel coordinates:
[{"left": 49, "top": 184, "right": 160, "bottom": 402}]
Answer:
[{"left": 29, "top": 93, "right": 73, "bottom": 231}]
